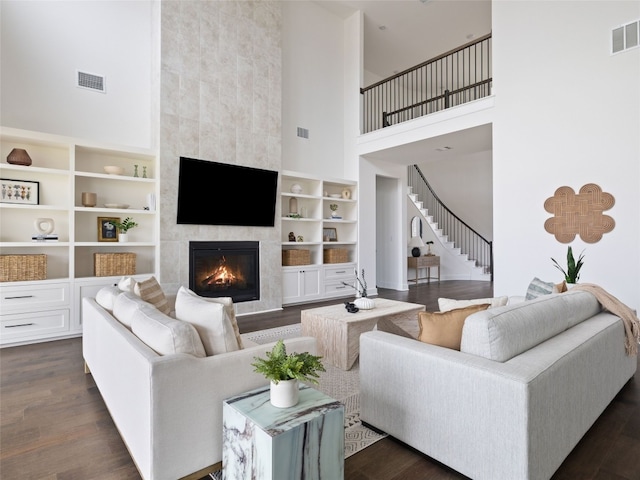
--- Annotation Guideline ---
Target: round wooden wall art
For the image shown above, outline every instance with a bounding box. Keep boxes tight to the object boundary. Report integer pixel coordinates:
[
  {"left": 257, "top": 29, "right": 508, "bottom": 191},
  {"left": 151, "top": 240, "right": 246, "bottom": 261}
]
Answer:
[{"left": 543, "top": 183, "right": 615, "bottom": 244}]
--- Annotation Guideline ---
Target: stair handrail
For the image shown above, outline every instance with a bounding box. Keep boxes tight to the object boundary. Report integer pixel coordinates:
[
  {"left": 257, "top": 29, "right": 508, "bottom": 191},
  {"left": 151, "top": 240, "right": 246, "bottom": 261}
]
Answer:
[{"left": 410, "top": 164, "right": 493, "bottom": 280}]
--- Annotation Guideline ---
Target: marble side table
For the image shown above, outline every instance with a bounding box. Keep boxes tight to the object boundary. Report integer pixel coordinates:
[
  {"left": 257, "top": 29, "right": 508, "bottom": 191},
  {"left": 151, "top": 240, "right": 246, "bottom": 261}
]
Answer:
[{"left": 222, "top": 384, "right": 344, "bottom": 480}]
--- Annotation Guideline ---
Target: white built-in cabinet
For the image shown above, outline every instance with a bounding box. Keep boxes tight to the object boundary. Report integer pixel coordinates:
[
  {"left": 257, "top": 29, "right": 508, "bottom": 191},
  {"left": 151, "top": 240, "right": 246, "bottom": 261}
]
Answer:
[
  {"left": 281, "top": 171, "right": 357, "bottom": 305},
  {"left": 0, "top": 127, "right": 159, "bottom": 347}
]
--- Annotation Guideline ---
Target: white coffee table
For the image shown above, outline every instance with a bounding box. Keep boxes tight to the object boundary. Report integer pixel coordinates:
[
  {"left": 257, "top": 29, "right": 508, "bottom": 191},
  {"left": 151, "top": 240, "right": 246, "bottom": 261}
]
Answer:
[{"left": 301, "top": 298, "right": 425, "bottom": 370}]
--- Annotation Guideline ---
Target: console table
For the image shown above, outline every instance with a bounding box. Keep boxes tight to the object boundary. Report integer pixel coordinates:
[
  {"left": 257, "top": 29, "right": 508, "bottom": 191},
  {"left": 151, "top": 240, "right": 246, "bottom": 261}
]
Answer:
[
  {"left": 408, "top": 255, "right": 440, "bottom": 284},
  {"left": 222, "top": 384, "right": 344, "bottom": 480}
]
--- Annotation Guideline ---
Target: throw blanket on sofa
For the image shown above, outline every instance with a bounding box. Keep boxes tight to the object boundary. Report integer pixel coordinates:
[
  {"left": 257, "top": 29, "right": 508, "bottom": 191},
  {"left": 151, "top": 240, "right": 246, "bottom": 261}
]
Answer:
[{"left": 572, "top": 283, "right": 640, "bottom": 356}]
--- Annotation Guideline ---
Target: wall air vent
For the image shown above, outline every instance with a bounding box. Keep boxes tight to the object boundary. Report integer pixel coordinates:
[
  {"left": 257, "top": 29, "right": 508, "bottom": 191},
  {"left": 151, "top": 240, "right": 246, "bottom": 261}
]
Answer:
[
  {"left": 77, "top": 70, "right": 106, "bottom": 93},
  {"left": 612, "top": 20, "right": 639, "bottom": 54},
  {"left": 297, "top": 127, "right": 309, "bottom": 139}
]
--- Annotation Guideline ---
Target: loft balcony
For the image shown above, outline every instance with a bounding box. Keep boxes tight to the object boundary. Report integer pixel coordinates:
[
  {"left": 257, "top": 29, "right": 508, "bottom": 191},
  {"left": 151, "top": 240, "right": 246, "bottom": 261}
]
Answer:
[{"left": 361, "top": 33, "right": 492, "bottom": 134}]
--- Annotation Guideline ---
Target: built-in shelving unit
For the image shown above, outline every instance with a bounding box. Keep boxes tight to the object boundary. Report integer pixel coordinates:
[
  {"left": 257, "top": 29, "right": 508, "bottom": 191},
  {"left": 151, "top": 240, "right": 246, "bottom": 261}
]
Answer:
[
  {"left": 0, "top": 127, "right": 159, "bottom": 347},
  {"left": 280, "top": 170, "right": 357, "bottom": 305}
]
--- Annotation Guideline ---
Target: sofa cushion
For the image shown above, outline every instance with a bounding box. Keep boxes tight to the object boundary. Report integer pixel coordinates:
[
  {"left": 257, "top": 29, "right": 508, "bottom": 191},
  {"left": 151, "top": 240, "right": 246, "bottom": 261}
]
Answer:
[
  {"left": 177, "top": 288, "right": 243, "bottom": 350},
  {"left": 117, "top": 276, "right": 137, "bottom": 292},
  {"left": 418, "top": 303, "right": 491, "bottom": 350},
  {"left": 174, "top": 287, "right": 240, "bottom": 356},
  {"left": 131, "top": 303, "right": 206, "bottom": 357},
  {"left": 461, "top": 290, "right": 601, "bottom": 361},
  {"left": 134, "top": 276, "right": 171, "bottom": 315},
  {"left": 438, "top": 296, "right": 508, "bottom": 312},
  {"left": 95, "top": 285, "right": 121, "bottom": 312},
  {"left": 112, "top": 291, "right": 150, "bottom": 328}
]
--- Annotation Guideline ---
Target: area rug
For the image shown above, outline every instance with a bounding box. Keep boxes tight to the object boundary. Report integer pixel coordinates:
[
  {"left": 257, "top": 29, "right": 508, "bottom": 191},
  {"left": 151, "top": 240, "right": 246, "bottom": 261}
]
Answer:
[{"left": 242, "top": 323, "right": 386, "bottom": 457}]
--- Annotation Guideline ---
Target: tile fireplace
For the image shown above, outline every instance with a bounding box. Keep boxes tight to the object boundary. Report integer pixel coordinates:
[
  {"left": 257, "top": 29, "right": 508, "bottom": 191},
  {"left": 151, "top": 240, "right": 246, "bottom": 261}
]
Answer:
[{"left": 189, "top": 241, "right": 259, "bottom": 303}]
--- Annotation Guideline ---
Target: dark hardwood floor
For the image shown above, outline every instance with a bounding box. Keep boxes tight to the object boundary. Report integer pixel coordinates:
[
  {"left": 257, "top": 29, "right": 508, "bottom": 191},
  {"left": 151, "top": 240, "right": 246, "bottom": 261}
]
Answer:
[{"left": 1, "top": 281, "right": 638, "bottom": 479}]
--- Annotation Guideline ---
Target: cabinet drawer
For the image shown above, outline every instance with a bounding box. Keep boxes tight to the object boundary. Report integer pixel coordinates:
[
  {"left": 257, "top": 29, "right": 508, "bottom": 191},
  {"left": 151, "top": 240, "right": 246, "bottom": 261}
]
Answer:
[
  {"left": 1, "top": 309, "right": 70, "bottom": 342},
  {"left": 323, "top": 281, "right": 353, "bottom": 296},
  {"left": 0, "top": 283, "right": 70, "bottom": 314},
  {"left": 324, "top": 264, "right": 356, "bottom": 280}
]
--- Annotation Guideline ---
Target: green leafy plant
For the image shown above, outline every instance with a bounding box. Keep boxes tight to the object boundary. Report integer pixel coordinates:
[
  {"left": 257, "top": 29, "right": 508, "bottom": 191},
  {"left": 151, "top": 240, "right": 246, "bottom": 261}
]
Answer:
[
  {"left": 252, "top": 340, "right": 325, "bottom": 384},
  {"left": 551, "top": 246, "right": 585, "bottom": 284},
  {"left": 112, "top": 217, "right": 139, "bottom": 234},
  {"left": 329, "top": 203, "right": 338, "bottom": 212}
]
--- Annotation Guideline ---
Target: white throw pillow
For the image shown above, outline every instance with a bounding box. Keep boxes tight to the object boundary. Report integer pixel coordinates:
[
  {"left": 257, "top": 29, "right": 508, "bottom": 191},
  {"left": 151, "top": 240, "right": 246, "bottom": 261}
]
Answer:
[
  {"left": 117, "top": 276, "right": 137, "bottom": 292},
  {"left": 131, "top": 304, "right": 206, "bottom": 357},
  {"left": 438, "top": 296, "right": 509, "bottom": 312},
  {"left": 112, "top": 291, "right": 150, "bottom": 328},
  {"left": 174, "top": 286, "right": 240, "bottom": 356},
  {"left": 95, "top": 285, "right": 122, "bottom": 312}
]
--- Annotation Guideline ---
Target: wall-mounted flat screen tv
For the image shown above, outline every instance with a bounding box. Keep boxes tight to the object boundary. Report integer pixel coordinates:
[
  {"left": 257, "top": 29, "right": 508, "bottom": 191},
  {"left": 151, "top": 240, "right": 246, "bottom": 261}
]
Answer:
[{"left": 176, "top": 157, "right": 278, "bottom": 227}]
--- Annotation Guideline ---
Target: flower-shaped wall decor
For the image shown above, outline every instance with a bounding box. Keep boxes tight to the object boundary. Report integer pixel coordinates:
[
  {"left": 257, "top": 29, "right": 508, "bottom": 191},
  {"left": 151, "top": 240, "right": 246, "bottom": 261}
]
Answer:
[{"left": 544, "top": 183, "right": 615, "bottom": 244}]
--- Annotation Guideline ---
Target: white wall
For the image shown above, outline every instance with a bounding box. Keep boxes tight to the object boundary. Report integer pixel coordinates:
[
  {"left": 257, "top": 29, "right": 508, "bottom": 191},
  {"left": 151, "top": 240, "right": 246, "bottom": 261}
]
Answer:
[
  {"left": 420, "top": 149, "right": 493, "bottom": 241},
  {"left": 492, "top": 1, "right": 640, "bottom": 307},
  {"left": 281, "top": 1, "right": 347, "bottom": 178},
  {"left": 0, "top": 1, "right": 153, "bottom": 149}
]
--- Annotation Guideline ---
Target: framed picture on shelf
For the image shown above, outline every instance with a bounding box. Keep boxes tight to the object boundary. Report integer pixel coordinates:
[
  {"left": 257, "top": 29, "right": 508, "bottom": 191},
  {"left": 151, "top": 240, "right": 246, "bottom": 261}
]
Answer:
[
  {"left": 1, "top": 178, "right": 39, "bottom": 205},
  {"left": 323, "top": 227, "right": 338, "bottom": 242},
  {"left": 98, "top": 217, "right": 120, "bottom": 242}
]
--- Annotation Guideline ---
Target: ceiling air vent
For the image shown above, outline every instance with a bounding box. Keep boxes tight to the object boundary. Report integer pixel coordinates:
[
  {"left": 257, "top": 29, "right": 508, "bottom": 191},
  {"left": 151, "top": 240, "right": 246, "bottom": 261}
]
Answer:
[
  {"left": 297, "top": 127, "right": 309, "bottom": 139},
  {"left": 612, "top": 20, "right": 639, "bottom": 54},
  {"left": 77, "top": 70, "right": 106, "bottom": 93}
]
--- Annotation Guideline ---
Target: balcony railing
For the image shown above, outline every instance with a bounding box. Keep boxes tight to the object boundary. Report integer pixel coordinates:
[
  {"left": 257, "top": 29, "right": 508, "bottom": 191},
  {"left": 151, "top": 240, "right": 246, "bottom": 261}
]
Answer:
[{"left": 361, "top": 33, "right": 492, "bottom": 134}]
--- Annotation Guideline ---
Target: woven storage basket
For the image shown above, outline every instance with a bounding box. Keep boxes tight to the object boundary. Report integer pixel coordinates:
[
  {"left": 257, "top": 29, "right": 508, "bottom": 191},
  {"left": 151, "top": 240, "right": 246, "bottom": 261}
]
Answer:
[
  {"left": 94, "top": 253, "right": 136, "bottom": 277},
  {"left": 282, "top": 249, "right": 310, "bottom": 266},
  {"left": 0, "top": 254, "right": 47, "bottom": 282},
  {"left": 323, "top": 248, "right": 349, "bottom": 264}
]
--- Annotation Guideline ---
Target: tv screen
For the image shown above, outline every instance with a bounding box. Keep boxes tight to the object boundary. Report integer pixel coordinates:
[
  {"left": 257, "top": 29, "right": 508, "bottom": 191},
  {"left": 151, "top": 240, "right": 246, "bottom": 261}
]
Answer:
[{"left": 177, "top": 157, "right": 278, "bottom": 227}]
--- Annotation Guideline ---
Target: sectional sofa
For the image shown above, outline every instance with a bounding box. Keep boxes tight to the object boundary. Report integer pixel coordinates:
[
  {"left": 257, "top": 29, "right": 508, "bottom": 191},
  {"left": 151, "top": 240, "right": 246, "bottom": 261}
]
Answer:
[
  {"left": 82, "top": 284, "right": 316, "bottom": 480},
  {"left": 359, "top": 290, "right": 637, "bottom": 480}
]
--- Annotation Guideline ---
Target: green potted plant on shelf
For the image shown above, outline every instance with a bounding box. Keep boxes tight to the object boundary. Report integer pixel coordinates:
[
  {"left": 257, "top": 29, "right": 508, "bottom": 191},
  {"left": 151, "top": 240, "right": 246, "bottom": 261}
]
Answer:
[
  {"left": 252, "top": 339, "right": 325, "bottom": 408},
  {"left": 112, "top": 217, "right": 139, "bottom": 243},
  {"left": 551, "top": 245, "right": 585, "bottom": 286}
]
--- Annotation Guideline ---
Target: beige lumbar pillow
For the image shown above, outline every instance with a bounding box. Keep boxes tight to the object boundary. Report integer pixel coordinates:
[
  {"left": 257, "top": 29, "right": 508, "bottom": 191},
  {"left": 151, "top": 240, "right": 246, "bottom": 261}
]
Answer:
[
  {"left": 418, "top": 303, "right": 491, "bottom": 350},
  {"left": 134, "top": 276, "right": 171, "bottom": 315},
  {"left": 174, "top": 287, "right": 240, "bottom": 356},
  {"left": 438, "top": 296, "right": 508, "bottom": 312}
]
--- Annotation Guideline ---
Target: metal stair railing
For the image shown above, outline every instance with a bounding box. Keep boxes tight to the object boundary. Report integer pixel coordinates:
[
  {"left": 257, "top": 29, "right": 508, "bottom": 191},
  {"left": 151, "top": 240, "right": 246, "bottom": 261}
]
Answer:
[{"left": 409, "top": 165, "right": 493, "bottom": 280}]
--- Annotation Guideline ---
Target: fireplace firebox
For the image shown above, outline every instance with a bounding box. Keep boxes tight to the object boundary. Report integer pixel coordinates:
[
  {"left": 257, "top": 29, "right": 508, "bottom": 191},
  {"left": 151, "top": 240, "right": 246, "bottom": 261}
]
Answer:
[{"left": 189, "top": 241, "right": 259, "bottom": 303}]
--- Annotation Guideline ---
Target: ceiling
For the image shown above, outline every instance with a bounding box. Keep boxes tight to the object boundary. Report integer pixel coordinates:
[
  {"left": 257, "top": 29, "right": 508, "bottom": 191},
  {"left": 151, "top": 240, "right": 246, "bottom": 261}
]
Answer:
[
  {"left": 315, "top": 0, "right": 492, "bottom": 79},
  {"left": 314, "top": 0, "right": 493, "bottom": 166}
]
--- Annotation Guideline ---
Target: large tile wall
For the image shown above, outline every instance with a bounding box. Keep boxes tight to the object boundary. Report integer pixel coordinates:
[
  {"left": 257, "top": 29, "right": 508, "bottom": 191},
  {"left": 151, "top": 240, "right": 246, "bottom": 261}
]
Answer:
[{"left": 159, "top": 0, "right": 283, "bottom": 314}]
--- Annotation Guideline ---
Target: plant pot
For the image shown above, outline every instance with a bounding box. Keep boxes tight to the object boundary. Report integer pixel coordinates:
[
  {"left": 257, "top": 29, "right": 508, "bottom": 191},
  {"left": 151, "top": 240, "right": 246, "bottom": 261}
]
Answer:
[
  {"left": 270, "top": 379, "right": 299, "bottom": 408},
  {"left": 118, "top": 233, "right": 129, "bottom": 243},
  {"left": 354, "top": 297, "right": 375, "bottom": 310}
]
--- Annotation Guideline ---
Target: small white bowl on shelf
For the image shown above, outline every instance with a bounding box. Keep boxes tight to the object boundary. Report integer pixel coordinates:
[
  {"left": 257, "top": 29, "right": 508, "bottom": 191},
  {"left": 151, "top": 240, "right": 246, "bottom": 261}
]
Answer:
[{"left": 104, "top": 165, "right": 124, "bottom": 175}]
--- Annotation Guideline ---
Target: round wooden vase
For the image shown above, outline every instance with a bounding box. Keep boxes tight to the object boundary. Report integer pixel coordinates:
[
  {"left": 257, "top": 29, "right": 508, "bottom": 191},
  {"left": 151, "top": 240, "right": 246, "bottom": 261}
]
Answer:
[
  {"left": 7, "top": 148, "right": 32, "bottom": 166},
  {"left": 270, "top": 379, "right": 299, "bottom": 408}
]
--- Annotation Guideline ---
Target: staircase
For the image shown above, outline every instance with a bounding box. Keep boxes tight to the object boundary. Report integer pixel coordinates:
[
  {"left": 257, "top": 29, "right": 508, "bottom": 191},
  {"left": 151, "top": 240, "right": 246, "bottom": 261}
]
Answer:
[{"left": 408, "top": 166, "right": 492, "bottom": 281}]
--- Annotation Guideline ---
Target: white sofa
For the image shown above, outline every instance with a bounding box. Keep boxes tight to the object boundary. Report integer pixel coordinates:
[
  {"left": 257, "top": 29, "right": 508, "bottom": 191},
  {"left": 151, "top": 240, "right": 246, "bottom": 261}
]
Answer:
[
  {"left": 359, "top": 290, "right": 637, "bottom": 480},
  {"left": 82, "top": 290, "right": 316, "bottom": 480}
]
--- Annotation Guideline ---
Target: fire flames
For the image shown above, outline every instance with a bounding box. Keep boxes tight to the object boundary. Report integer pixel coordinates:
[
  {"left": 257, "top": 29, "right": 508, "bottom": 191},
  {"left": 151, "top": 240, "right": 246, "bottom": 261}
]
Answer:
[{"left": 202, "top": 256, "right": 237, "bottom": 287}]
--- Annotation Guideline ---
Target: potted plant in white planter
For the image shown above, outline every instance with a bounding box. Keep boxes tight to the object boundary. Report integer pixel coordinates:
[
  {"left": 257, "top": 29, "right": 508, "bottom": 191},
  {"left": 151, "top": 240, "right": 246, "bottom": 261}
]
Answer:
[
  {"left": 112, "top": 217, "right": 139, "bottom": 243},
  {"left": 341, "top": 269, "right": 374, "bottom": 310},
  {"left": 252, "top": 340, "right": 325, "bottom": 408},
  {"left": 551, "top": 245, "right": 585, "bottom": 287}
]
